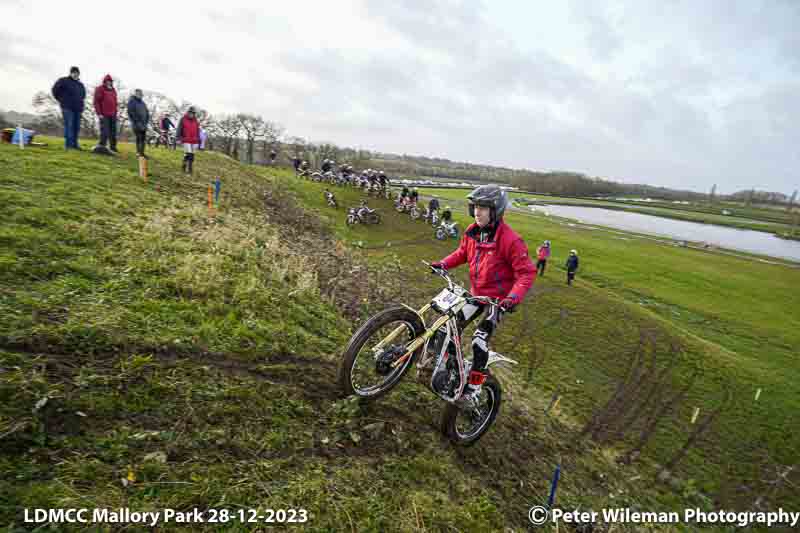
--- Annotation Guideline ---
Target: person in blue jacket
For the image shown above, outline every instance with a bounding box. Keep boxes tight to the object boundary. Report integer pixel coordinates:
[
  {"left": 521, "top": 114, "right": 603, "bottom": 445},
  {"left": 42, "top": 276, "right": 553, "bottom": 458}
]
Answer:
[{"left": 51, "top": 66, "right": 86, "bottom": 149}]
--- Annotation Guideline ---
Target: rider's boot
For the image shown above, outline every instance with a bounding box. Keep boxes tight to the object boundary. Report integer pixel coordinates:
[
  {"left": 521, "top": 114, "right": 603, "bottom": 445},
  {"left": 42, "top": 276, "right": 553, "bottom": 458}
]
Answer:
[
  {"left": 461, "top": 328, "right": 491, "bottom": 402},
  {"left": 462, "top": 369, "right": 487, "bottom": 402}
]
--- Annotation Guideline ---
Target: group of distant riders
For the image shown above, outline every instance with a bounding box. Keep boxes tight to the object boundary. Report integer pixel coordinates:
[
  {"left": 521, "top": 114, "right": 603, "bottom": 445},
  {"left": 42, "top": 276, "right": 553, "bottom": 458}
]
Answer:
[
  {"left": 296, "top": 157, "right": 459, "bottom": 239},
  {"left": 395, "top": 186, "right": 459, "bottom": 240},
  {"left": 296, "top": 158, "right": 391, "bottom": 198}
]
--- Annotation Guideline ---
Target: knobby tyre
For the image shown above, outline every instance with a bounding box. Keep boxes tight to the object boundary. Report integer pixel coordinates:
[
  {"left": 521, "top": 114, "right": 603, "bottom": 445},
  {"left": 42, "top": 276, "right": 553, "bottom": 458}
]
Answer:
[
  {"left": 440, "top": 374, "right": 502, "bottom": 446},
  {"left": 338, "top": 306, "right": 424, "bottom": 400}
]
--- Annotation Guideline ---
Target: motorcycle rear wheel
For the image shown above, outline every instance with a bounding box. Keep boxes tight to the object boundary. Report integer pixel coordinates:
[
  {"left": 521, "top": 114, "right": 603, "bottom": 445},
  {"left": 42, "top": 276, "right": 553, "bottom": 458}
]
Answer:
[{"left": 440, "top": 374, "right": 502, "bottom": 446}]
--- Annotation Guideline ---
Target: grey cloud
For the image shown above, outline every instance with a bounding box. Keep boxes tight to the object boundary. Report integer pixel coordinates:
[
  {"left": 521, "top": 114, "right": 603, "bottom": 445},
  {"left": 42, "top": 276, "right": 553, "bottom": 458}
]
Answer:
[
  {"left": 568, "top": 0, "right": 623, "bottom": 61},
  {"left": 5, "top": 1, "right": 797, "bottom": 193}
]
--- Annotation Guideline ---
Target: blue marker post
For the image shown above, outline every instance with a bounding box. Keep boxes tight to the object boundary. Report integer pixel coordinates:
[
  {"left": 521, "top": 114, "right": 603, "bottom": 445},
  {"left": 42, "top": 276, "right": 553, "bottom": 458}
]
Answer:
[
  {"left": 214, "top": 177, "right": 221, "bottom": 205},
  {"left": 547, "top": 464, "right": 561, "bottom": 508}
]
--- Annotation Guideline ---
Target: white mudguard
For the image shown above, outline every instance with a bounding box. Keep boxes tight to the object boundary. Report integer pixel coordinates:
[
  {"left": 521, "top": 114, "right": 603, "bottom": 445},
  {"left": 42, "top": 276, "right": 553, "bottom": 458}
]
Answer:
[{"left": 486, "top": 351, "right": 518, "bottom": 368}]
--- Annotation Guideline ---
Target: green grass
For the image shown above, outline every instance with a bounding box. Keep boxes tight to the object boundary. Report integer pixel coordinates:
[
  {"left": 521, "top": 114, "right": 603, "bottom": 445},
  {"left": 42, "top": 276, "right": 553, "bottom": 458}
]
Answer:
[{"left": 1, "top": 137, "right": 798, "bottom": 532}]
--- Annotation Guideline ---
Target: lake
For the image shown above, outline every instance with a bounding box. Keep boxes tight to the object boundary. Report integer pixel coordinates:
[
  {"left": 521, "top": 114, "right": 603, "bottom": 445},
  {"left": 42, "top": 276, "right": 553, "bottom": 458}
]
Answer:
[{"left": 529, "top": 204, "right": 800, "bottom": 262}]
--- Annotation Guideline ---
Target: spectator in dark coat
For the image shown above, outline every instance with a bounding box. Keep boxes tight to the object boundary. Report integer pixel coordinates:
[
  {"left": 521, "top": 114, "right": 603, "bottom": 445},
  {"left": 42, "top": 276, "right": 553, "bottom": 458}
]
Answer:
[
  {"left": 127, "top": 89, "right": 150, "bottom": 157},
  {"left": 566, "top": 249, "right": 579, "bottom": 285},
  {"left": 51, "top": 66, "right": 86, "bottom": 149},
  {"left": 93, "top": 74, "right": 119, "bottom": 152}
]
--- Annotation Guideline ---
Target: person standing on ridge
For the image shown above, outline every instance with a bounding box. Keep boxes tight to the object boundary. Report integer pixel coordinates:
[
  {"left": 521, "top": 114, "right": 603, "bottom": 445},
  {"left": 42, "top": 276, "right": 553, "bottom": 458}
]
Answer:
[
  {"left": 176, "top": 106, "right": 201, "bottom": 174},
  {"left": 430, "top": 185, "right": 536, "bottom": 402},
  {"left": 51, "top": 66, "right": 86, "bottom": 150},
  {"left": 127, "top": 89, "right": 150, "bottom": 158},
  {"left": 93, "top": 74, "right": 119, "bottom": 152}
]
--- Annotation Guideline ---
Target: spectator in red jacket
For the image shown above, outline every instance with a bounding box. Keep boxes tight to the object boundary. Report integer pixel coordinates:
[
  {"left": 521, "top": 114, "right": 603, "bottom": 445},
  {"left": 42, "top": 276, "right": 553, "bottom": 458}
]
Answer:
[
  {"left": 431, "top": 185, "right": 536, "bottom": 402},
  {"left": 176, "top": 106, "right": 201, "bottom": 174},
  {"left": 536, "top": 240, "right": 551, "bottom": 276},
  {"left": 93, "top": 74, "right": 118, "bottom": 152}
]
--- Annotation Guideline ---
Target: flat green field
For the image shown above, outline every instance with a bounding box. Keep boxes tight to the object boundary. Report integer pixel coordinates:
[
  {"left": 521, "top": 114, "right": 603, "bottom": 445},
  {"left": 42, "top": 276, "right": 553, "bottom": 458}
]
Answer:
[{"left": 2, "top": 138, "right": 798, "bottom": 531}]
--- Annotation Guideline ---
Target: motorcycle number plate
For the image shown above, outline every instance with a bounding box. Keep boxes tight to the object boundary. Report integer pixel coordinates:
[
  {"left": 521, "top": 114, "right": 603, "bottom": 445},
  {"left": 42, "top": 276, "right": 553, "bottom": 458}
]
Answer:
[{"left": 432, "top": 289, "right": 460, "bottom": 312}]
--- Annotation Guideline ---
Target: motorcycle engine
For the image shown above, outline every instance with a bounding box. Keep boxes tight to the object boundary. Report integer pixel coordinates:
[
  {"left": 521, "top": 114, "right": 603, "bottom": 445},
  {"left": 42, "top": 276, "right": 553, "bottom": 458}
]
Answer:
[{"left": 432, "top": 355, "right": 459, "bottom": 396}]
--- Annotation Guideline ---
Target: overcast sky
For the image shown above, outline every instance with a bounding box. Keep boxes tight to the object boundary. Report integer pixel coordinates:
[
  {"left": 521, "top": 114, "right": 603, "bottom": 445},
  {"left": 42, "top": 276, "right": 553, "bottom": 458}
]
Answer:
[{"left": 1, "top": 0, "right": 798, "bottom": 194}]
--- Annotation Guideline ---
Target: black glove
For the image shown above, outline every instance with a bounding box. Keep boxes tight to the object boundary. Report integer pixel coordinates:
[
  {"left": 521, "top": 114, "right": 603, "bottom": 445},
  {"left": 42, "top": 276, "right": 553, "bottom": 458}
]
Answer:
[
  {"left": 499, "top": 295, "right": 519, "bottom": 313},
  {"left": 430, "top": 262, "right": 445, "bottom": 274}
]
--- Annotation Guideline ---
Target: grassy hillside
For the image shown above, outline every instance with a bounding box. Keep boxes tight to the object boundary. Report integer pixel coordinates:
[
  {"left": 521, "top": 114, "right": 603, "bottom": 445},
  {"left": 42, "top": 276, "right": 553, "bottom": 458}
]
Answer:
[{"left": 1, "top": 137, "right": 797, "bottom": 531}]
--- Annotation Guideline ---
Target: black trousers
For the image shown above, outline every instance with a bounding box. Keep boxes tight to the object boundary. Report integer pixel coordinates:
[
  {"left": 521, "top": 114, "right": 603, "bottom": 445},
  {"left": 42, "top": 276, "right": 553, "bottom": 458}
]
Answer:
[
  {"left": 99, "top": 116, "right": 117, "bottom": 150},
  {"left": 454, "top": 302, "right": 504, "bottom": 373},
  {"left": 567, "top": 270, "right": 576, "bottom": 285},
  {"left": 134, "top": 129, "right": 146, "bottom": 155},
  {"left": 536, "top": 259, "right": 547, "bottom": 275}
]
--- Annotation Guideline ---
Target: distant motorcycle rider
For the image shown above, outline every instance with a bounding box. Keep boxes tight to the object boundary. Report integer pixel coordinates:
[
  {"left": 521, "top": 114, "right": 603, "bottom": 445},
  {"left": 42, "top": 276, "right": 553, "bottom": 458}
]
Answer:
[{"left": 428, "top": 197, "right": 440, "bottom": 215}]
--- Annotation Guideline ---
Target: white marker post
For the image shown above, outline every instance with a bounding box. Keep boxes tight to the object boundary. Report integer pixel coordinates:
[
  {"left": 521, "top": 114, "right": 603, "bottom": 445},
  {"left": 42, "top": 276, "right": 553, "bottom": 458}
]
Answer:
[
  {"left": 18, "top": 123, "right": 24, "bottom": 150},
  {"left": 755, "top": 388, "right": 762, "bottom": 401},
  {"left": 691, "top": 407, "right": 700, "bottom": 424}
]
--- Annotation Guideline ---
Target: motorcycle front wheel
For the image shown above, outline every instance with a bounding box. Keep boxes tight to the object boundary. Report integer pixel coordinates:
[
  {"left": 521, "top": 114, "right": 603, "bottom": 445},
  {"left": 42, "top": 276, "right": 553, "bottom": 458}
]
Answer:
[{"left": 338, "top": 306, "right": 424, "bottom": 400}]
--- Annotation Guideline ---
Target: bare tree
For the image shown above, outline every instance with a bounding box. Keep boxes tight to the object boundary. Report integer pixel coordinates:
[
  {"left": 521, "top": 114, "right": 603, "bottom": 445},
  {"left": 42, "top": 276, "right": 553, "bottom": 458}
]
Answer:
[
  {"left": 259, "top": 120, "right": 285, "bottom": 163},
  {"left": 140, "top": 91, "right": 178, "bottom": 132},
  {"left": 32, "top": 90, "right": 99, "bottom": 138},
  {"left": 236, "top": 113, "right": 265, "bottom": 164},
  {"left": 287, "top": 136, "right": 309, "bottom": 161},
  {"left": 212, "top": 114, "right": 242, "bottom": 158}
]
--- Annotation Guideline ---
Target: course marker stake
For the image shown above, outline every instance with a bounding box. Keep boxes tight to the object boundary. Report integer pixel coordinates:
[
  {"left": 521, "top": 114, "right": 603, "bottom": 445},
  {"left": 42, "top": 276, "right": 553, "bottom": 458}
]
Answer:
[
  {"left": 138, "top": 156, "right": 148, "bottom": 181},
  {"left": 547, "top": 464, "right": 561, "bottom": 508},
  {"left": 691, "top": 407, "right": 700, "bottom": 424}
]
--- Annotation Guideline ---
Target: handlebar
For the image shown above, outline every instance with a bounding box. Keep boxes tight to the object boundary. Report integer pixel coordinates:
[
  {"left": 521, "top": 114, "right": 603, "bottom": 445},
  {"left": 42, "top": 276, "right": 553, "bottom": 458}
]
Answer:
[{"left": 422, "top": 261, "right": 501, "bottom": 309}]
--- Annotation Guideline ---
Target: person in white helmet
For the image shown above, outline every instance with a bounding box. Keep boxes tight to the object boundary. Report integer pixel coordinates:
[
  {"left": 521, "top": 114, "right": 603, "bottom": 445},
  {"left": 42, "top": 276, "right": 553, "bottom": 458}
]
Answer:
[{"left": 566, "top": 249, "right": 579, "bottom": 285}]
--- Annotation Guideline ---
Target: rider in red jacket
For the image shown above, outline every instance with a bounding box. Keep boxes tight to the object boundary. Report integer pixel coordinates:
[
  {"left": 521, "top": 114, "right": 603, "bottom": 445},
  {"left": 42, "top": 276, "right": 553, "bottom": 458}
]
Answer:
[{"left": 432, "top": 185, "right": 536, "bottom": 400}]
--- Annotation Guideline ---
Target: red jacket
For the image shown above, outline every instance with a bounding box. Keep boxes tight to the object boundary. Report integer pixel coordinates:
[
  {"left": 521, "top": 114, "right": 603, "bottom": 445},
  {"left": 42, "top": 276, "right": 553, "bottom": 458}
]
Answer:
[
  {"left": 177, "top": 114, "right": 200, "bottom": 144},
  {"left": 439, "top": 220, "right": 536, "bottom": 303},
  {"left": 93, "top": 74, "right": 118, "bottom": 117},
  {"left": 537, "top": 246, "right": 551, "bottom": 260}
]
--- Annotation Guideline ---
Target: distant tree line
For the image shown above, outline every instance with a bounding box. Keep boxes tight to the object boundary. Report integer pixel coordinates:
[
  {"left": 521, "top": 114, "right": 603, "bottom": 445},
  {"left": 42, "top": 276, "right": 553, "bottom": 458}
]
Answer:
[{"left": 15, "top": 85, "right": 797, "bottom": 203}]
